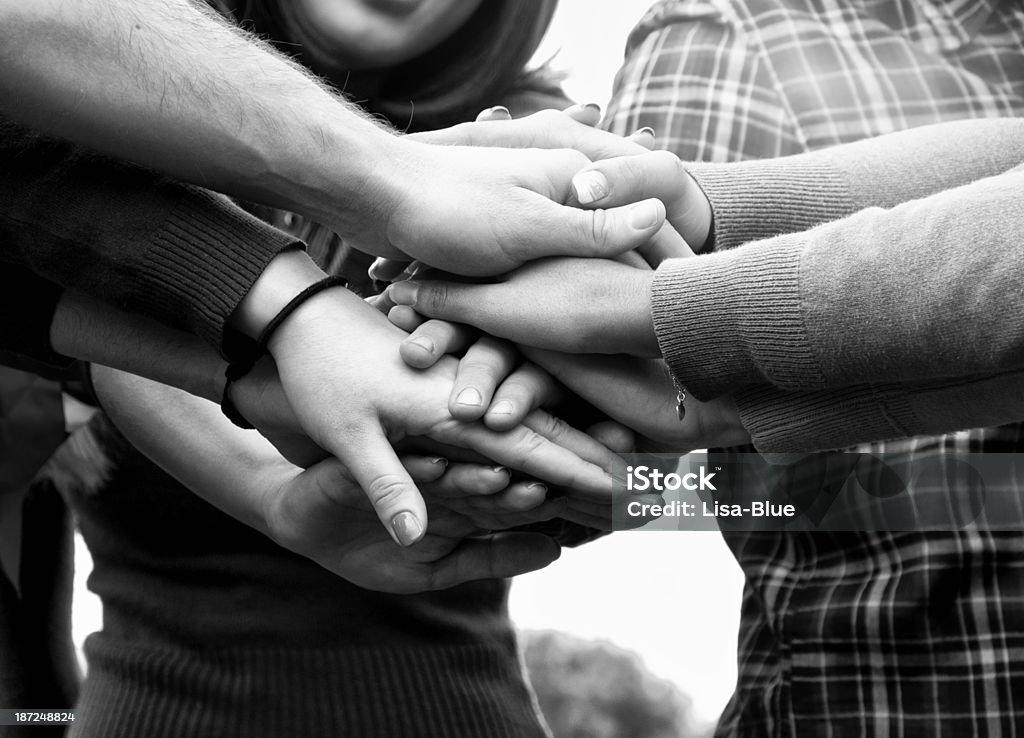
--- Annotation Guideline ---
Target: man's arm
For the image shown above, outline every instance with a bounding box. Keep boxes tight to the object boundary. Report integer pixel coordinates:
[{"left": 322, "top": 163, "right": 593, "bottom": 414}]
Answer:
[
  {"left": 0, "top": 0, "right": 665, "bottom": 275},
  {"left": 0, "top": 0, "right": 388, "bottom": 228}
]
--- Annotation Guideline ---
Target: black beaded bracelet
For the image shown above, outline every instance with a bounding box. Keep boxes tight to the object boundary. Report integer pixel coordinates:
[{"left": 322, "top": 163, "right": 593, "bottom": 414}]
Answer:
[{"left": 220, "top": 275, "right": 348, "bottom": 429}]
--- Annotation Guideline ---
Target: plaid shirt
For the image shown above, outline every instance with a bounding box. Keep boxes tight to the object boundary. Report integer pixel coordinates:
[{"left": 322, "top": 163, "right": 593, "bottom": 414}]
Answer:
[{"left": 605, "top": 1, "right": 1024, "bottom": 735}]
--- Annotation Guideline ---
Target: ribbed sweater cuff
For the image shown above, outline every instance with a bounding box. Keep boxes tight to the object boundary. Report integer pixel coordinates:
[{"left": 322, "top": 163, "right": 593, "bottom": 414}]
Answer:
[
  {"left": 651, "top": 236, "right": 823, "bottom": 399},
  {"left": 735, "top": 384, "right": 914, "bottom": 453},
  {"left": 687, "top": 159, "right": 849, "bottom": 252},
  {"left": 132, "top": 189, "right": 301, "bottom": 356}
]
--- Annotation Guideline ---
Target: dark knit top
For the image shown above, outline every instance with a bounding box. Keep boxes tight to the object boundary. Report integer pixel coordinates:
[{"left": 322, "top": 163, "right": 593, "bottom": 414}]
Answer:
[{"left": 59, "top": 414, "right": 548, "bottom": 738}]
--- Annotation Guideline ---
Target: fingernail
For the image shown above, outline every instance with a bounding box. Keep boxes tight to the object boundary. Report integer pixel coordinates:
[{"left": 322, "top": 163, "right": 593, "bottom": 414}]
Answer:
[
  {"left": 428, "top": 457, "right": 448, "bottom": 467},
  {"left": 389, "top": 281, "right": 419, "bottom": 306},
  {"left": 628, "top": 200, "right": 662, "bottom": 230},
  {"left": 493, "top": 466, "right": 511, "bottom": 476},
  {"left": 391, "top": 512, "right": 423, "bottom": 547},
  {"left": 573, "top": 170, "right": 609, "bottom": 205},
  {"left": 368, "top": 258, "right": 388, "bottom": 280},
  {"left": 489, "top": 400, "right": 514, "bottom": 415},
  {"left": 526, "top": 482, "right": 548, "bottom": 494},
  {"left": 487, "top": 105, "right": 511, "bottom": 118},
  {"left": 407, "top": 336, "right": 435, "bottom": 354},
  {"left": 633, "top": 126, "right": 656, "bottom": 138},
  {"left": 455, "top": 387, "right": 483, "bottom": 407},
  {"left": 584, "top": 102, "right": 602, "bottom": 114}
]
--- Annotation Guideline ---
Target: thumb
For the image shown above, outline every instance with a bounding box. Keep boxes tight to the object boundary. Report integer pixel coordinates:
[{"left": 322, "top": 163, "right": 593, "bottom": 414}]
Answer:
[
  {"left": 521, "top": 196, "right": 666, "bottom": 261},
  {"left": 570, "top": 151, "right": 711, "bottom": 252},
  {"left": 334, "top": 427, "right": 429, "bottom": 547}
]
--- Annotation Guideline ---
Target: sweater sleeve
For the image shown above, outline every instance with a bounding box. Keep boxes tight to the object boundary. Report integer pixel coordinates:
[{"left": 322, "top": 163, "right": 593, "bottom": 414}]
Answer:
[
  {"left": 0, "top": 122, "right": 301, "bottom": 355},
  {"left": 686, "top": 118, "right": 1024, "bottom": 252},
  {"left": 652, "top": 163, "right": 1024, "bottom": 398},
  {"left": 735, "top": 370, "right": 1024, "bottom": 453}
]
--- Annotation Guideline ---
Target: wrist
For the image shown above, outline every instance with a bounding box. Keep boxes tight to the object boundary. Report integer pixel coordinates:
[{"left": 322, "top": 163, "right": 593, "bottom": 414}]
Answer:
[
  {"left": 679, "top": 171, "right": 713, "bottom": 252},
  {"left": 274, "top": 114, "right": 408, "bottom": 240},
  {"left": 630, "top": 270, "right": 660, "bottom": 357},
  {"left": 230, "top": 249, "right": 326, "bottom": 339},
  {"left": 265, "top": 281, "right": 382, "bottom": 358}
]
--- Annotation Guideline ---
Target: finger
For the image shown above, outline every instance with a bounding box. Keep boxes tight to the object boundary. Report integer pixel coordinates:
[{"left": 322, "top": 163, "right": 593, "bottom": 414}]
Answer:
[
  {"left": 523, "top": 409, "right": 625, "bottom": 481},
  {"left": 475, "top": 105, "right": 512, "bottom": 122},
  {"left": 388, "top": 279, "right": 487, "bottom": 331},
  {"left": 265, "top": 432, "right": 328, "bottom": 468},
  {"left": 426, "top": 533, "right": 561, "bottom": 590},
  {"left": 388, "top": 305, "right": 425, "bottom": 333},
  {"left": 458, "top": 480, "right": 549, "bottom": 514},
  {"left": 585, "top": 420, "right": 637, "bottom": 454},
  {"left": 369, "top": 257, "right": 413, "bottom": 283},
  {"left": 336, "top": 427, "right": 429, "bottom": 547},
  {"left": 450, "top": 336, "right": 519, "bottom": 421},
  {"left": 612, "top": 248, "right": 651, "bottom": 269},
  {"left": 421, "top": 463, "right": 513, "bottom": 500},
  {"left": 439, "top": 413, "right": 617, "bottom": 501},
  {"left": 637, "top": 222, "right": 695, "bottom": 266},
  {"left": 400, "top": 455, "right": 452, "bottom": 484},
  {"left": 570, "top": 151, "right": 710, "bottom": 252},
  {"left": 571, "top": 150, "right": 687, "bottom": 207},
  {"left": 626, "top": 126, "right": 656, "bottom": 150},
  {"left": 560, "top": 102, "right": 602, "bottom": 127},
  {"left": 365, "top": 293, "right": 391, "bottom": 315},
  {"left": 485, "top": 363, "right": 562, "bottom": 431},
  {"left": 399, "top": 319, "right": 478, "bottom": 369},
  {"left": 520, "top": 195, "right": 667, "bottom": 261}
]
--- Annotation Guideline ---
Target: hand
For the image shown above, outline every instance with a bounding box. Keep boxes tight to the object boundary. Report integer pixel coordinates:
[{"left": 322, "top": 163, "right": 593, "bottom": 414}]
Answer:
[
  {"left": 266, "top": 287, "right": 622, "bottom": 546},
  {"left": 408, "top": 105, "right": 655, "bottom": 161},
  {"left": 570, "top": 151, "right": 713, "bottom": 259},
  {"left": 385, "top": 307, "right": 562, "bottom": 430},
  {"left": 418, "top": 461, "right": 569, "bottom": 531},
  {"left": 367, "top": 105, "right": 662, "bottom": 282},
  {"left": 524, "top": 350, "right": 750, "bottom": 452},
  {"left": 386, "top": 256, "right": 660, "bottom": 356},
  {"left": 264, "top": 454, "right": 562, "bottom": 594},
  {"left": 348, "top": 137, "right": 667, "bottom": 276}
]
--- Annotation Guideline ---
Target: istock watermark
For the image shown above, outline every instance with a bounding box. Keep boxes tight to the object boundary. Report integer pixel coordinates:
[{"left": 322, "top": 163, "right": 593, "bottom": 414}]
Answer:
[
  {"left": 625, "top": 464, "right": 718, "bottom": 492},
  {"left": 612, "top": 451, "right": 1024, "bottom": 532}
]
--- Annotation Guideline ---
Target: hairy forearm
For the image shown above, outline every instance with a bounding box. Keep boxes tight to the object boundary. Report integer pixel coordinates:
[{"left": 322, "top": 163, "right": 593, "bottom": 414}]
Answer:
[{"left": 0, "top": 0, "right": 398, "bottom": 233}]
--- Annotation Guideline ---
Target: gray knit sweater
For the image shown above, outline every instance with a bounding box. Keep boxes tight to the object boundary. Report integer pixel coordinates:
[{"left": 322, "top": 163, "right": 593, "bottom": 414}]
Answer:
[{"left": 650, "top": 118, "right": 1024, "bottom": 451}]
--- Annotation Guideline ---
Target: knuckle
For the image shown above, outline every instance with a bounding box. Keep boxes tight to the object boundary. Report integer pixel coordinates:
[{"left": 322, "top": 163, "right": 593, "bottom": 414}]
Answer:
[
  {"left": 652, "top": 148, "right": 684, "bottom": 171},
  {"left": 423, "top": 282, "right": 451, "bottom": 315},
  {"left": 517, "top": 429, "right": 550, "bottom": 459},
  {"left": 459, "top": 358, "right": 499, "bottom": 381},
  {"left": 584, "top": 208, "right": 611, "bottom": 252},
  {"left": 364, "top": 474, "right": 412, "bottom": 511},
  {"left": 534, "top": 108, "right": 562, "bottom": 125}
]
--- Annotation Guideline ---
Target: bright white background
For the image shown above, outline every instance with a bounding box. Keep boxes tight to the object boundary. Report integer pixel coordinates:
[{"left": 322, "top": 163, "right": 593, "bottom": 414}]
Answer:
[{"left": 72, "top": 0, "right": 745, "bottom": 729}]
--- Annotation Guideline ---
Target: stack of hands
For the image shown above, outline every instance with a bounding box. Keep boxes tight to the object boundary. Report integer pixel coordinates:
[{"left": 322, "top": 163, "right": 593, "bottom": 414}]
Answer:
[{"left": 97, "top": 106, "right": 749, "bottom": 594}]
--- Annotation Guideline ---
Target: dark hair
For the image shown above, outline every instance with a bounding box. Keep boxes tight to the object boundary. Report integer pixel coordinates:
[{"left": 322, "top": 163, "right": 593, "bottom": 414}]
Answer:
[{"left": 225, "top": 0, "right": 563, "bottom": 131}]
